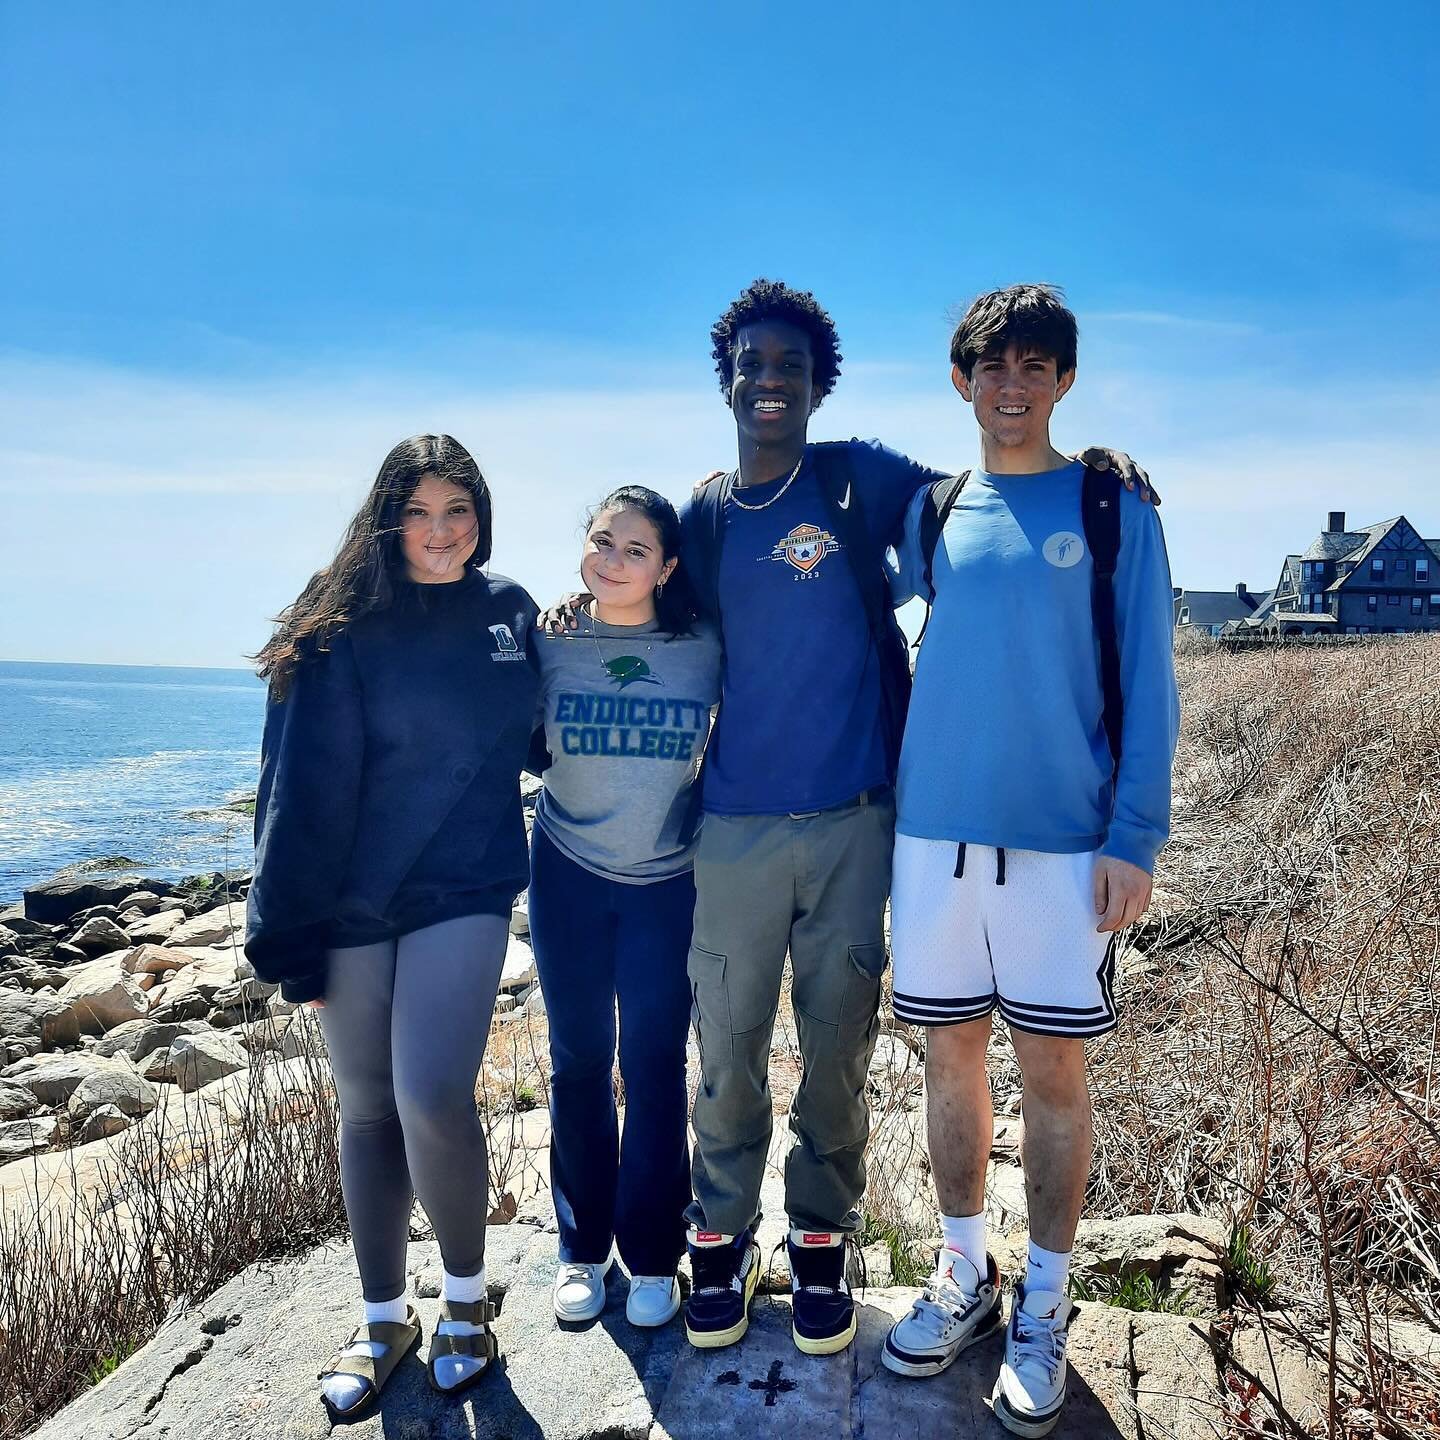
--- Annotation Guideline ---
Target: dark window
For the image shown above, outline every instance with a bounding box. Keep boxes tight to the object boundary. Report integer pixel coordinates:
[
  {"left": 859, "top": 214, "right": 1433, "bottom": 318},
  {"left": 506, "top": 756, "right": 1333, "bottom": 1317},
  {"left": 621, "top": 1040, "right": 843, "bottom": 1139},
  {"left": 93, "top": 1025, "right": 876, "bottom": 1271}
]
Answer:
[
  {"left": 1367, "top": 594, "right": 1378, "bottom": 612},
  {"left": 1430, "top": 594, "right": 1440, "bottom": 611},
  {"left": 1417, "top": 559, "right": 1430, "bottom": 583},
  {"left": 1412, "top": 596, "right": 1423, "bottom": 614},
  {"left": 1388, "top": 593, "right": 1401, "bottom": 606},
  {"left": 1371, "top": 558, "right": 1385, "bottom": 579},
  {"left": 1397, "top": 557, "right": 1409, "bottom": 572}
]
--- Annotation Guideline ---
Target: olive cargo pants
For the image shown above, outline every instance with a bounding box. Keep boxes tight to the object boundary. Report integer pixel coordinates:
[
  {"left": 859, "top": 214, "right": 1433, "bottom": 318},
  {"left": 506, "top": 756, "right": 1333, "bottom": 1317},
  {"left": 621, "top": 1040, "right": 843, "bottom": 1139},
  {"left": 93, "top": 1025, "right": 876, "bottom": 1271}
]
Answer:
[{"left": 685, "top": 792, "right": 895, "bottom": 1236}]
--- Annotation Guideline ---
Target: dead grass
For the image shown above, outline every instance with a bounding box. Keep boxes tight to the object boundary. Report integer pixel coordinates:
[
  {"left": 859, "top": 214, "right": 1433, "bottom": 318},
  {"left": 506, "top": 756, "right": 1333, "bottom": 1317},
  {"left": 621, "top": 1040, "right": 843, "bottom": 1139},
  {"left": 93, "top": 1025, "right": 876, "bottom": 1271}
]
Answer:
[{"left": 0, "top": 1007, "right": 547, "bottom": 1438}]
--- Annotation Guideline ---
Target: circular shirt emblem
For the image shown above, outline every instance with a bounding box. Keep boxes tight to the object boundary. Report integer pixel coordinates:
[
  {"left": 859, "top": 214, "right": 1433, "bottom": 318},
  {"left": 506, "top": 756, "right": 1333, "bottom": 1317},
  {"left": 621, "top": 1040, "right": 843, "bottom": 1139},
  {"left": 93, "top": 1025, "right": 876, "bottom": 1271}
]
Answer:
[{"left": 1043, "top": 531, "right": 1085, "bottom": 568}]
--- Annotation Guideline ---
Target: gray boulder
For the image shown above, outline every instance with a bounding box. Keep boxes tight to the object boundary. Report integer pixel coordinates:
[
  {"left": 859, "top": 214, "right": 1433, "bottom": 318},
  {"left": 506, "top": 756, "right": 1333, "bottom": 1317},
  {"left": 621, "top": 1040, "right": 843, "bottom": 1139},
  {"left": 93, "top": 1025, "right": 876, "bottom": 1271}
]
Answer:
[
  {"left": 123, "top": 908, "right": 187, "bottom": 944},
  {"left": 210, "top": 975, "right": 278, "bottom": 1013},
  {"left": 3, "top": 1052, "right": 135, "bottom": 1108},
  {"left": 93, "top": 1017, "right": 210, "bottom": 1063},
  {"left": 0, "top": 1114, "right": 58, "bottom": 1163},
  {"left": 0, "top": 924, "right": 22, "bottom": 958},
  {"left": 169, "top": 1032, "right": 250, "bottom": 1092},
  {"left": 169, "top": 903, "right": 245, "bottom": 949},
  {"left": 55, "top": 954, "right": 151, "bottom": 1033},
  {"left": 70, "top": 916, "right": 132, "bottom": 955},
  {"left": 23, "top": 875, "right": 146, "bottom": 925},
  {"left": 118, "top": 891, "right": 164, "bottom": 915},
  {"left": 66, "top": 1062, "right": 158, "bottom": 1124},
  {"left": 0, "top": 1078, "right": 39, "bottom": 1120},
  {"left": 0, "top": 987, "right": 81, "bottom": 1052},
  {"left": 76, "top": 1103, "right": 134, "bottom": 1143}
]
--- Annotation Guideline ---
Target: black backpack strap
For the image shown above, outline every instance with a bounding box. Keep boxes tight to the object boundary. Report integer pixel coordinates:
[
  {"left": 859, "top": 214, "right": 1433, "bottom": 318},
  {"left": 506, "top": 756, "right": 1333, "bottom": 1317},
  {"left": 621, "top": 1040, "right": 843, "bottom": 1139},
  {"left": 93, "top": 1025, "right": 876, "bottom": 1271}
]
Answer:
[
  {"left": 913, "top": 470, "right": 970, "bottom": 648},
  {"left": 920, "top": 470, "right": 971, "bottom": 602},
  {"left": 1081, "top": 463, "right": 1124, "bottom": 769},
  {"left": 684, "top": 472, "right": 732, "bottom": 624}
]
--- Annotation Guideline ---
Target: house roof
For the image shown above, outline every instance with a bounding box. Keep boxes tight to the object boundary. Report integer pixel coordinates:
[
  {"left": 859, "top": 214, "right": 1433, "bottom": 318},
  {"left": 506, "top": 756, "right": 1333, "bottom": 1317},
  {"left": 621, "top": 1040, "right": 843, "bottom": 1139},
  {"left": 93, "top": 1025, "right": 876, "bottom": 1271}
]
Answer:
[
  {"left": 1174, "top": 589, "right": 1259, "bottom": 626},
  {"left": 1301, "top": 526, "right": 1377, "bottom": 561}
]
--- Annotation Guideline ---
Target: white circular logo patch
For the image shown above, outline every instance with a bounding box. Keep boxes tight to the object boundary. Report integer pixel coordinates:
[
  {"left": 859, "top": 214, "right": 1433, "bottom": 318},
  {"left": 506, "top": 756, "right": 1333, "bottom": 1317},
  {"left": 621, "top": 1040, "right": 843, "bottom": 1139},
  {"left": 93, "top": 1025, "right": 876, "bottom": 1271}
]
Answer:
[{"left": 1043, "top": 531, "right": 1085, "bottom": 568}]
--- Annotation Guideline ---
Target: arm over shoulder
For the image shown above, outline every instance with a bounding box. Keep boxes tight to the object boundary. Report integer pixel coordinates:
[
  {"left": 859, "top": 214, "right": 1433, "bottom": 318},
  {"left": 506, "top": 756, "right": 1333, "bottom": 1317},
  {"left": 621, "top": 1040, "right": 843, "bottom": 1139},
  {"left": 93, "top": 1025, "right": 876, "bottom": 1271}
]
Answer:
[
  {"left": 244, "top": 635, "right": 366, "bottom": 1001},
  {"left": 1101, "top": 496, "right": 1180, "bottom": 873},
  {"left": 844, "top": 438, "right": 949, "bottom": 546}
]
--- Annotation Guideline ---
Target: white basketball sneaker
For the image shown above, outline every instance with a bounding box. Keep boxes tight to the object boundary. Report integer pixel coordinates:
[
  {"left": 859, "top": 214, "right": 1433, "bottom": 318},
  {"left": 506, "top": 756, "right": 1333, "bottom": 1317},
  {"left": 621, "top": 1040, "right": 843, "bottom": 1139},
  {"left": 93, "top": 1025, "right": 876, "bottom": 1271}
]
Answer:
[
  {"left": 882, "top": 1248, "right": 1003, "bottom": 1377},
  {"left": 992, "top": 1284, "right": 1076, "bottom": 1437}
]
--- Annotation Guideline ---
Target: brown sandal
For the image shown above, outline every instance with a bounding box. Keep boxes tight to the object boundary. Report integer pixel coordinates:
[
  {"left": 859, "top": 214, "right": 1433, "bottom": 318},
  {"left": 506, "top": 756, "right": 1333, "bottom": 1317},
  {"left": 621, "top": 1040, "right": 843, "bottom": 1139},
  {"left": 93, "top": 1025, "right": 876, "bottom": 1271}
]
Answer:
[
  {"left": 426, "top": 1297, "right": 501, "bottom": 1395},
  {"left": 318, "top": 1306, "right": 423, "bottom": 1420}
]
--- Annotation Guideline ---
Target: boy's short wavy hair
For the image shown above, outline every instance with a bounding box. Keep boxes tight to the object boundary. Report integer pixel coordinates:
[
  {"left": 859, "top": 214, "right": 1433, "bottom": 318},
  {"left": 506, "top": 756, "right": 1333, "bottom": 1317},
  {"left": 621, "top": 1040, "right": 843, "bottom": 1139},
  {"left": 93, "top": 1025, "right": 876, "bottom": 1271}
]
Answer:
[
  {"left": 710, "top": 277, "right": 843, "bottom": 405},
  {"left": 949, "top": 284, "right": 1078, "bottom": 380}
]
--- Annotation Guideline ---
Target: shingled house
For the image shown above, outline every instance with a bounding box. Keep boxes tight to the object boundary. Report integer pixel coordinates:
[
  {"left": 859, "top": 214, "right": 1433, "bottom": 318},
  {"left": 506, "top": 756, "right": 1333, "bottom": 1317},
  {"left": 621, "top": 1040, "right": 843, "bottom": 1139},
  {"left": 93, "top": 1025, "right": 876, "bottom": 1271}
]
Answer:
[
  {"left": 1173, "top": 584, "right": 1265, "bottom": 636},
  {"left": 1225, "top": 511, "right": 1440, "bottom": 637}
]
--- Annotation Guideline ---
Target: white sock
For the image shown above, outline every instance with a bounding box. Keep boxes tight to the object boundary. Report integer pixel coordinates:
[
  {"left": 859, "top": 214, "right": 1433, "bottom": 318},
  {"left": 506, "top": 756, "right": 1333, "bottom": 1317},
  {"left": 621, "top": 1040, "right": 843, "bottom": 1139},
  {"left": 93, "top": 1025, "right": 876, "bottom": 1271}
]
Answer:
[
  {"left": 940, "top": 1211, "right": 988, "bottom": 1274},
  {"left": 364, "top": 1295, "right": 409, "bottom": 1327},
  {"left": 443, "top": 1265, "right": 488, "bottom": 1304},
  {"left": 433, "top": 1265, "right": 489, "bottom": 1392},
  {"left": 322, "top": 1294, "right": 407, "bottom": 1412},
  {"left": 1024, "top": 1241, "right": 1071, "bottom": 1300}
]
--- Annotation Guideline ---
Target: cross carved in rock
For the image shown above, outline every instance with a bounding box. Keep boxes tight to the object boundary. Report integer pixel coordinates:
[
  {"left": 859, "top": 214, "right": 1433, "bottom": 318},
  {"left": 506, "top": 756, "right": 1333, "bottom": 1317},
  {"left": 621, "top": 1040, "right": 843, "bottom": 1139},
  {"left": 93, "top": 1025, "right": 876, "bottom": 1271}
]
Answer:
[{"left": 748, "top": 1359, "right": 798, "bottom": 1408}]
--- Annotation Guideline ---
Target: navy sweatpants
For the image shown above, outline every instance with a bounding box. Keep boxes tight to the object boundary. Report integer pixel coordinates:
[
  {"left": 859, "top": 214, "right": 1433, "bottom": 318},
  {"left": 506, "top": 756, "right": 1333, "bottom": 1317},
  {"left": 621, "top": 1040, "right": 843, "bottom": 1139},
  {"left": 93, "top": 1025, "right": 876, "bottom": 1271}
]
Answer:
[{"left": 527, "top": 825, "right": 695, "bottom": 1277}]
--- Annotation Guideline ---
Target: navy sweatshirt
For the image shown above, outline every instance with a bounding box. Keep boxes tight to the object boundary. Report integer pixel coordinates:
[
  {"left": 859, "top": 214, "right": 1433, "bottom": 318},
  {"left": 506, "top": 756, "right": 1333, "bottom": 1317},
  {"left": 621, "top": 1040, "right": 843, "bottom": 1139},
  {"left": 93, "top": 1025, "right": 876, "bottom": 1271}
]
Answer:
[{"left": 245, "top": 567, "right": 539, "bottom": 1001}]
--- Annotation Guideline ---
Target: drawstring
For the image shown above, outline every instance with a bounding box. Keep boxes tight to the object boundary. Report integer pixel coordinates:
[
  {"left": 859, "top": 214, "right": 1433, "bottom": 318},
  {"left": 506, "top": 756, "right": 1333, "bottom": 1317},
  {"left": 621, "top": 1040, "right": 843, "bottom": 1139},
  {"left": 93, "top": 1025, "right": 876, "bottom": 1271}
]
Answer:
[{"left": 954, "top": 842, "right": 1006, "bottom": 885}]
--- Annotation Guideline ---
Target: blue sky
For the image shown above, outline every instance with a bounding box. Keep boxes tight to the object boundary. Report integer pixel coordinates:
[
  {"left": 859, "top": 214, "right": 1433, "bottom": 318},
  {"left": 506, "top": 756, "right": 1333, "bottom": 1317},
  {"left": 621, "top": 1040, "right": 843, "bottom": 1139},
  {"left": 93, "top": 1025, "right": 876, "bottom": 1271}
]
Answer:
[{"left": 2, "top": 2, "right": 1436, "bottom": 665}]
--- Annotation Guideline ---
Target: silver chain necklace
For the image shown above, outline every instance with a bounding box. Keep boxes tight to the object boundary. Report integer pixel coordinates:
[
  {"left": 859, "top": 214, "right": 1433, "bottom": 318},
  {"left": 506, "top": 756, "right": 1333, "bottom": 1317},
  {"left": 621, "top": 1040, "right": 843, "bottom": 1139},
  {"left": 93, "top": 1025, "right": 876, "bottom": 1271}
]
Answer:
[
  {"left": 728, "top": 454, "right": 805, "bottom": 512},
  {"left": 586, "top": 607, "right": 660, "bottom": 685}
]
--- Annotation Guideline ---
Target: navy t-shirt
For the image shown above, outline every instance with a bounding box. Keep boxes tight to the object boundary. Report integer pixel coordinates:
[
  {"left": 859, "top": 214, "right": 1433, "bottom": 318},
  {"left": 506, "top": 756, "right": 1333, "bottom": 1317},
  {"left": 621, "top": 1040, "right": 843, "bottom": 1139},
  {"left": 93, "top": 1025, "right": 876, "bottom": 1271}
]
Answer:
[{"left": 702, "top": 439, "right": 940, "bottom": 815}]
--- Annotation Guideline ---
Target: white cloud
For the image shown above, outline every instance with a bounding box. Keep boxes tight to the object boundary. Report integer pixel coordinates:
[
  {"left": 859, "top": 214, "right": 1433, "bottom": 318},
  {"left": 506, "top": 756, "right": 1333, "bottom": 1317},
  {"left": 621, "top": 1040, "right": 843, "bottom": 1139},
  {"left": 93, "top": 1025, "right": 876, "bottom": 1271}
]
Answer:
[{"left": 2, "top": 345, "right": 1437, "bottom": 664}]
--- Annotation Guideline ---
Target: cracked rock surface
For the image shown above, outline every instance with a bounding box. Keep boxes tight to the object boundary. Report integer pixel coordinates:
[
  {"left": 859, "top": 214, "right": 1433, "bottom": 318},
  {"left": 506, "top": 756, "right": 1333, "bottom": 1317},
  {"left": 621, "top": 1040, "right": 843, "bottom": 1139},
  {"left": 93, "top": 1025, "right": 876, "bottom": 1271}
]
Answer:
[{"left": 27, "top": 1205, "right": 1326, "bottom": 1440}]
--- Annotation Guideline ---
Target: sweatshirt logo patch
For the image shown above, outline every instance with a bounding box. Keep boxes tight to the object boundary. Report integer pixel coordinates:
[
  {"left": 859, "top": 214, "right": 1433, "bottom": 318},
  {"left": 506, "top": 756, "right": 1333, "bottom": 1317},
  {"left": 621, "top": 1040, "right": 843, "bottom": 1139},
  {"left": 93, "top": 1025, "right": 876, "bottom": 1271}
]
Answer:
[
  {"left": 764, "top": 523, "right": 841, "bottom": 578},
  {"left": 1043, "top": 531, "right": 1085, "bottom": 569},
  {"left": 488, "top": 623, "right": 526, "bottom": 661}
]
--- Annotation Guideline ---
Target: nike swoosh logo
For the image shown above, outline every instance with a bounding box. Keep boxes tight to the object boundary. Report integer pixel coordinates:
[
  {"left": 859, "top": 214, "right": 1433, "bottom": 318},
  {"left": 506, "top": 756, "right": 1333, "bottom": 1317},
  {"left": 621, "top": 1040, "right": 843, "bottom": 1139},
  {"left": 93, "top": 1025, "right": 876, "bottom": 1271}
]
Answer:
[{"left": 837, "top": 481, "right": 852, "bottom": 509}]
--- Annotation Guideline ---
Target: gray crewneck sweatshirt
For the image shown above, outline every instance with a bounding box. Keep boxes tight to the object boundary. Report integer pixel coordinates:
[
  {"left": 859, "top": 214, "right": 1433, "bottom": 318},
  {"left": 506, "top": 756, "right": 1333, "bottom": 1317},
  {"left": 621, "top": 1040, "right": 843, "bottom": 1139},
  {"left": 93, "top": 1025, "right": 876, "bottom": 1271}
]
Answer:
[{"left": 531, "top": 615, "right": 721, "bottom": 883}]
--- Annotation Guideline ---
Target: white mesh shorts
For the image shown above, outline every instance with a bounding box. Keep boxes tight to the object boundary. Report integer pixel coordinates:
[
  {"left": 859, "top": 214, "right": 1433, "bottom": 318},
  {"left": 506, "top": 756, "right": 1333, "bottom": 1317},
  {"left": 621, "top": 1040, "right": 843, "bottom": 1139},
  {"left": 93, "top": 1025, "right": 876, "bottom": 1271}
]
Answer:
[{"left": 890, "top": 834, "right": 1118, "bottom": 1037}]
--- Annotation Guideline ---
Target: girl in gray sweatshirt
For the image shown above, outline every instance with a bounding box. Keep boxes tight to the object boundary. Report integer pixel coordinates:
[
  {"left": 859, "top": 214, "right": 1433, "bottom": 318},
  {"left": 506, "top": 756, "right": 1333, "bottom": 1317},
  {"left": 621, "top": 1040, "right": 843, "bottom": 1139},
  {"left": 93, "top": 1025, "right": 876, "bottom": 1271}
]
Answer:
[{"left": 527, "top": 485, "right": 720, "bottom": 1330}]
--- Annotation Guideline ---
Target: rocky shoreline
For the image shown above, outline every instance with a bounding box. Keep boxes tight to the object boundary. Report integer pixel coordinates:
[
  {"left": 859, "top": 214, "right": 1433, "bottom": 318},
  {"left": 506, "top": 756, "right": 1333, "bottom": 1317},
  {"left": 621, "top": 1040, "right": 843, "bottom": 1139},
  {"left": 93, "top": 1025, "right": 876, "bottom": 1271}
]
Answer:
[{"left": 0, "top": 779, "right": 547, "bottom": 1169}]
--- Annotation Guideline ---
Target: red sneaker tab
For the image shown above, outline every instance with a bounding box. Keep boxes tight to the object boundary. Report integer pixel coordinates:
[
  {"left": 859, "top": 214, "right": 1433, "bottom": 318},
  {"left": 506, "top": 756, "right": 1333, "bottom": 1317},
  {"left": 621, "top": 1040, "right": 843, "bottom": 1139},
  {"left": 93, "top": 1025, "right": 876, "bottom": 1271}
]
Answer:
[
  {"left": 694, "top": 1232, "right": 725, "bottom": 1244},
  {"left": 801, "top": 1233, "right": 836, "bottom": 1246}
]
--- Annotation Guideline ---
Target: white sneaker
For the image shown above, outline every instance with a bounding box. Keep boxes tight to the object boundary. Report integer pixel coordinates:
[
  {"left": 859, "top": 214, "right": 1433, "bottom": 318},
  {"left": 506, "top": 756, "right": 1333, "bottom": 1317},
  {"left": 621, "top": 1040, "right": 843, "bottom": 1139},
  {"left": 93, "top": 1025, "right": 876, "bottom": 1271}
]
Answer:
[
  {"left": 626, "top": 1274, "right": 681, "bottom": 1328},
  {"left": 882, "top": 1249, "right": 1003, "bottom": 1377},
  {"left": 992, "top": 1285, "right": 1076, "bottom": 1437},
  {"left": 552, "top": 1257, "right": 612, "bottom": 1322}
]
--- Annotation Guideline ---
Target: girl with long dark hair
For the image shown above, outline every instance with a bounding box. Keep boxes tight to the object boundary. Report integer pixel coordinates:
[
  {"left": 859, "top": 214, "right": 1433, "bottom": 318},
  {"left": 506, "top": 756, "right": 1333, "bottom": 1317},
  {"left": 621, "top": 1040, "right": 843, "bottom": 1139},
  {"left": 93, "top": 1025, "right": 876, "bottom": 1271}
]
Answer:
[
  {"left": 247, "top": 435, "right": 538, "bottom": 1420},
  {"left": 527, "top": 486, "right": 720, "bottom": 1328}
]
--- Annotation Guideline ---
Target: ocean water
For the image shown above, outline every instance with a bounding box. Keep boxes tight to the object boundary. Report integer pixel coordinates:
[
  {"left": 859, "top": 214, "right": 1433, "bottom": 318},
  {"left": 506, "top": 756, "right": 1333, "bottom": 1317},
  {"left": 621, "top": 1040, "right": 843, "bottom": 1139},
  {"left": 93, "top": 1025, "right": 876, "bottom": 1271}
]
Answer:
[{"left": 0, "top": 661, "right": 268, "bottom": 903}]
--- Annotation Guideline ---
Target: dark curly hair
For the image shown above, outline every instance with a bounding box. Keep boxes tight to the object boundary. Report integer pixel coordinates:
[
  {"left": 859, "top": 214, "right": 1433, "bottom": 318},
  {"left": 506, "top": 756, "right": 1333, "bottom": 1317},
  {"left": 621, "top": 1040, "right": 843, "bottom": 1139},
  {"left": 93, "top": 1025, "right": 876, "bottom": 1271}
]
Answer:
[{"left": 710, "top": 277, "right": 843, "bottom": 406}]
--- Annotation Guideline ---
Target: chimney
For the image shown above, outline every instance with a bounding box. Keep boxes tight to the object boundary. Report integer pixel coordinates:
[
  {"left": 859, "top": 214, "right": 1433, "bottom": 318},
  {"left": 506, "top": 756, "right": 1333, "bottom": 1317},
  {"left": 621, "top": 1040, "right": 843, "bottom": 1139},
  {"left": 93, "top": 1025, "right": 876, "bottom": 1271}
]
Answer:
[
  {"left": 1236, "top": 582, "right": 1258, "bottom": 611},
  {"left": 1327, "top": 510, "right": 1345, "bottom": 533}
]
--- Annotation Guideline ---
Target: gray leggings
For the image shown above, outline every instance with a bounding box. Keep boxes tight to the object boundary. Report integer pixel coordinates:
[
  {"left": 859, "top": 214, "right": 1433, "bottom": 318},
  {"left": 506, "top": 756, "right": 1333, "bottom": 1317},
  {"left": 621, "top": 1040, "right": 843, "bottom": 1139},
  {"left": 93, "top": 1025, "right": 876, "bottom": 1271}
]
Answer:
[{"left": 319, "top": 913, "right": 508, "bottom": 1302}]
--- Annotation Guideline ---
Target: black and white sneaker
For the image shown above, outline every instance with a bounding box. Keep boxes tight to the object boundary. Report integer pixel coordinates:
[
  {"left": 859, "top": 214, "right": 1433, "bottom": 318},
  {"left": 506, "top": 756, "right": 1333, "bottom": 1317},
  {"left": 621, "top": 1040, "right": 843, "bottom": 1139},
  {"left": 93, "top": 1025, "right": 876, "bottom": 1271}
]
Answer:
[
  {"left": 787, "top": 1229, "right": 857, "bottom": 1355},
  {"left": 992, "top": 1283, "right": 1075, "bottom": 1437},
  {"left": 882, "top": 1249, "right": 1004, "bottom": 1377},
  {"left": 684, "top": 1227, "right": 761, "bottom": 1349}
]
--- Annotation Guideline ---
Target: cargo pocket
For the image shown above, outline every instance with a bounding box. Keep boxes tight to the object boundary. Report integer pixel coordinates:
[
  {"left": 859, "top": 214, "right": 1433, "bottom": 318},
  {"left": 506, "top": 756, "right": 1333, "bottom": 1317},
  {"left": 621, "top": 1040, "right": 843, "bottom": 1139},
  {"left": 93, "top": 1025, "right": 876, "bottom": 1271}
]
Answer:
[
  {"left": 839, "top": 942, "right": 887, "bottom": 1032},
  {"left": 687, "top": 947, "right": 731, "bottom": 1067}
]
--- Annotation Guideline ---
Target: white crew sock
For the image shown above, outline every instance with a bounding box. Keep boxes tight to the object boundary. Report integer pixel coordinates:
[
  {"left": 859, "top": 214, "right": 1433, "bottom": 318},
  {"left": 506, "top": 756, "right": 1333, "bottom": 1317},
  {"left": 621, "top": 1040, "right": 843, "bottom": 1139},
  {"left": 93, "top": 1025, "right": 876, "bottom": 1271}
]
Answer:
[
  {"left": 321, "top": 1293, "right": 409, "bottom": 1413},
  {"left": 432, "top": 1265, "right": 489, "bottom": 1392},
  {"left": 1024, "top": 1240, "right": 1072, "bottom": 1300},
  {"left": 940, "top": 1211, "right": 988, "bottom": 1275}
]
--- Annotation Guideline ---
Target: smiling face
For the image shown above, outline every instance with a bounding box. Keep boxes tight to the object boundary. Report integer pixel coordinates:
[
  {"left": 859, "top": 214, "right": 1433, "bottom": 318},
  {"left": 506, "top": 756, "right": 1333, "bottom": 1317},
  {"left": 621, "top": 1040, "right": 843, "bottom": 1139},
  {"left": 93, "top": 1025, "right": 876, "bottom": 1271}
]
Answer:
[
  {"left": 580, "top": 506, "right": 677, "bottom": 623},
  {"left": 954, "top": 344, "right": 1076, "bottom": 456},
  {"left": 727, "top": 319, "right": 820, "bottom": 450},
  {"left": 398, "top": 473, "right": 480, "bottom": 583}
]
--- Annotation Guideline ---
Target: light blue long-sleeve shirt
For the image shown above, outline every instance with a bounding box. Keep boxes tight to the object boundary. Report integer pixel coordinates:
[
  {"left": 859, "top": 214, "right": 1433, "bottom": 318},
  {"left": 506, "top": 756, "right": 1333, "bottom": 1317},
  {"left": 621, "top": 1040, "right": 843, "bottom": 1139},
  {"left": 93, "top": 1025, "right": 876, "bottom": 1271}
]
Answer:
[{"left": 891, "top": 461, "right": 1179, "bottom": 873}]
